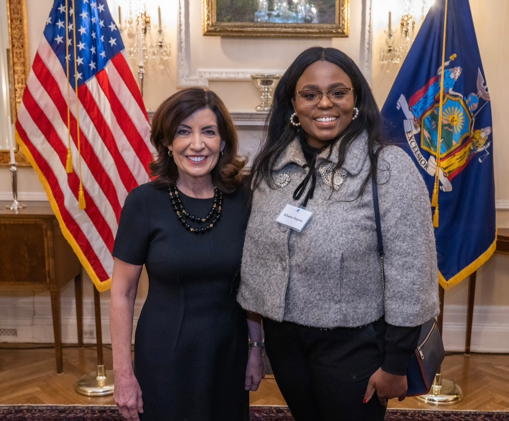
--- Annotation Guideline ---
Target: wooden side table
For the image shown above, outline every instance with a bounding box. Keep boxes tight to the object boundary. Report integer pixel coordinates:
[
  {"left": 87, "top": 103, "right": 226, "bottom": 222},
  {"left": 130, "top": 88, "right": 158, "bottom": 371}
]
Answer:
[
  {"left": 496, "top": 228, "right": 509, "bottom": 255},
  {"left": 0, "top": 202, "right": 83, "bottom": 374}
]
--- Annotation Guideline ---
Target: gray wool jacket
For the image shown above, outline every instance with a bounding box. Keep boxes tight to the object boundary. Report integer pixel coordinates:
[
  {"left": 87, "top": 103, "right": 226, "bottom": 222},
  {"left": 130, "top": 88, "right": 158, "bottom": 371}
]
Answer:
[{"left": 238, "top": 132, "right": 440, "bottom": 328}]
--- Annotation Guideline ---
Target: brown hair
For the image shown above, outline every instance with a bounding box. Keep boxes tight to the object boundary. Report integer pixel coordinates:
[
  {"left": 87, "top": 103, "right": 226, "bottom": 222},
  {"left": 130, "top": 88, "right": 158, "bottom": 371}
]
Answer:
[{"left": 149, "top": 88, "right": 246, "bottom": 193}]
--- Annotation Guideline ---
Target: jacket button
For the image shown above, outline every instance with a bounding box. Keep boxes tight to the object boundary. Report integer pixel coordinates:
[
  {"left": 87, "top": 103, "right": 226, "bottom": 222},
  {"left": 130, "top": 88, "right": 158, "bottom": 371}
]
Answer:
[
  {"left": 281, "top": 261, "right": 287, "bottom": 270},
  {"left": 278, "top": 224, "right": 288, "bottom": 233}
]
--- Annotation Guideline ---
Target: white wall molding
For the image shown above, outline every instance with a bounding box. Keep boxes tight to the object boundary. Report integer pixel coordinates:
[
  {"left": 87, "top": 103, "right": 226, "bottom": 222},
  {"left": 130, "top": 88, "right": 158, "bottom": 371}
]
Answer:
[
  {"left": 1, "top": 296, "right": 508, "bottom": 352},
  {"left": 231, "top": 112, "right": 268, "bottom": 127},
  {"left": 441, "top": 304, "right": 509, "bottom": 353},
  {"left": 147, "top": 110, "right": 267, "bottom": 128},
  {"left": 0, "top": 296, "right": 143, "bottom": 344},
  {"left": 176, "top": 0, "right": 284, "bottom": 87},
  {"left": 5, "top": 186, "right": 509, "bottom": 207},
  {"left": 360, "top": 0, "right": 373, "bottom": 86},
  {"left": 176, "top": 0, "right": 206, "bottom": 87},
  {"left": 496, "top": 200, "right": 509, "bottom": 210},
  {"left": 177, "top": 0, "right": 371, "bottom": 87},
  {"left": 0, "top": 191, "right": 48, "bottom": 201}
]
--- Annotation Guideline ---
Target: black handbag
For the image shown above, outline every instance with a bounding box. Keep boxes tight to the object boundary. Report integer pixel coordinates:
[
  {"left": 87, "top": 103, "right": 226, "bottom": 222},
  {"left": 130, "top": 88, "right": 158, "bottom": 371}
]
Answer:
[
  {"left": 371, "top": 147, "right": 445, "bottom": 397},
  {"left": 405, "top": 317, "right": 445, "bottom": 396}
]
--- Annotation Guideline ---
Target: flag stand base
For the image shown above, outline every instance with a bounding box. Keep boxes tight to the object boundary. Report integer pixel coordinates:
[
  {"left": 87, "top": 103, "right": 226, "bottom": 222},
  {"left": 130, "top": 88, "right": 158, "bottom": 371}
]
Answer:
[
  {"left": 415, "top": 374, "right": 463, "bottom": 405},
  {"left": 74, "top": 289, "right": 115, "bottom": 396},
  {"left": 75, "top": 365, "right": 115, "bottom": 397}
]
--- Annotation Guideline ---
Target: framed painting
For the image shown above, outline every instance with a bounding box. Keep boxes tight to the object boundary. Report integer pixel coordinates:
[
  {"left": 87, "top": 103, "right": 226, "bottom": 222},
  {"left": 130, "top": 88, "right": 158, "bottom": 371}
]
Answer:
[
  {"left": 203, "top": 0, "right": 349, "bottom": 38},
  {"left": 1, "top": 0, "right": 30, "bottom": 166}
]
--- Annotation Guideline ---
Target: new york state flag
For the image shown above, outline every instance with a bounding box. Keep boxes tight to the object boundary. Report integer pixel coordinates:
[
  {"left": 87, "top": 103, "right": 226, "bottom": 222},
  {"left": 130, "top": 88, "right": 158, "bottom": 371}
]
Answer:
[{"left": 381, "top": 0, "right": 496, "bottom": 289}]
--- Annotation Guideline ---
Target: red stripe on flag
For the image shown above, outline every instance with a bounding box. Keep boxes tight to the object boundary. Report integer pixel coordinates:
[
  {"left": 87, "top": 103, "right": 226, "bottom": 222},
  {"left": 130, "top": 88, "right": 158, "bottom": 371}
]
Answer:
[
  {"left": 78, "top": 82, "right": 139, "bottom": 194},
  {"left": 32, "top": 54, "right": 124, "bottom": 218},
  {"left": 21, "top": 88, "right": 116, "bottom": 254},
  {"left": 95, "top": 70, "right": 153, "bottom": 170},
  {"left": 111, "top": 53, "right": 149, "bottom": 123},
  {"left": 16, "top": 116, "right": 110, "bottom": 282}
]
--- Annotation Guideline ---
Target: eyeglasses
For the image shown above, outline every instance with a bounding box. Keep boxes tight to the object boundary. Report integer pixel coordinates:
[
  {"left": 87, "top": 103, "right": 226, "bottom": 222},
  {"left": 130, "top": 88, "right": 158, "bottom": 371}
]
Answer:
[{"left": 295, "top": 87, "right": 354, "bottom": 105}]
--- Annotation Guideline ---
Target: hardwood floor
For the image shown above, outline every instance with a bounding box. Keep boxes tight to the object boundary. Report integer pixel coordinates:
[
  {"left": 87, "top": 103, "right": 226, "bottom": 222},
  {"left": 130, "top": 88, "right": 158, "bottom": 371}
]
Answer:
[
  {"left": 0, "top": 344, "right": 115, "bottom": 406},
  {"left": 1, "top": 345, "right": 508, "bottom": 411}
]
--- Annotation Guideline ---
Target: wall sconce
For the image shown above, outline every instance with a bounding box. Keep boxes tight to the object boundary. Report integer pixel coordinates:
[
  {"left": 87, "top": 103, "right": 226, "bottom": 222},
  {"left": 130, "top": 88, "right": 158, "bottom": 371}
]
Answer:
[
  {"left": 379, "top": 11, "right": 416, "bottom": 64},
  {"left": 118, "top": 1, "right": 171, "bottom": 95},
  {"left": 379, "top": 0, "right": 432, "bottom": 65}
]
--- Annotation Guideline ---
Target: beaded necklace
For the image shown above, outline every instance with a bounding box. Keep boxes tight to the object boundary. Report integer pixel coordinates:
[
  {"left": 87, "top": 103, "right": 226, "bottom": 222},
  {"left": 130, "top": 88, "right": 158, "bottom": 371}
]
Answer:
[{"left": 168, "top": 184, "right": 223, "bottom": 233}]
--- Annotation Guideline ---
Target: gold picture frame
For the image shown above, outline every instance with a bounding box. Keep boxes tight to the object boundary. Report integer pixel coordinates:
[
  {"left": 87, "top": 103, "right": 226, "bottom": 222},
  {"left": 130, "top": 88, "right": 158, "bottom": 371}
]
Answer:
[
  {"left": 203, "top": 0, "right": 349, "bottom": 38},
  {"left": 1, "top": 0, "right": 30, "bottom": 166}
]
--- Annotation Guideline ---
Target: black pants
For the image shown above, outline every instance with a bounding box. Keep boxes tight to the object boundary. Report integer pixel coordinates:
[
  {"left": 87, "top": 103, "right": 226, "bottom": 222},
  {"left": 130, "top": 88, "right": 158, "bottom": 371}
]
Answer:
[{"left": 263, "top": 317, "right": 387, "bottom": 421}]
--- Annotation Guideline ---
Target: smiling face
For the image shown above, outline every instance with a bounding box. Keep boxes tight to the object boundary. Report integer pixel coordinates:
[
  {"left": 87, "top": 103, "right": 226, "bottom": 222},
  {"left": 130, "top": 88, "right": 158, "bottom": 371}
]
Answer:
[
  {"left": 291, "top": 60, "right": 356, "bottom": 148},
  {"left": 169, "top": 107, "right": 222, "bottom": 186}
]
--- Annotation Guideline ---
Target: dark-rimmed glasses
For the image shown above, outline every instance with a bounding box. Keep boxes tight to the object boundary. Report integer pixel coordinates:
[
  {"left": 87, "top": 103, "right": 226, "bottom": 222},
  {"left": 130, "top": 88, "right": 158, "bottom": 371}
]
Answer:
[{"left": 295, "top": 87, "right": 354, "bottom": 105}]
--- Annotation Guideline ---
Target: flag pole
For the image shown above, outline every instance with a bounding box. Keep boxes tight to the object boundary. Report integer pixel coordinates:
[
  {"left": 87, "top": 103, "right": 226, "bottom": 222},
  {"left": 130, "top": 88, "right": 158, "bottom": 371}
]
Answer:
[
  {"left": 416, "top": 285, "right": 463, "bottom": 404},
  {"left": 75, "top": 287, "right": 115, "bottom": 396},
  {"left": 68, "top": 0, "right": 112, "bottom": 397},
  {"left": 69, "top": 0, "right": 86, "bottom": 210},
  {"left": 65, "top": 0, "right": 73, "bottom": 174},
  {"left": 430, "top": 0, "right": 450, "bottom": 228},
  {"left": 415, "top": 0, "right": 464, "bottom": 404}
]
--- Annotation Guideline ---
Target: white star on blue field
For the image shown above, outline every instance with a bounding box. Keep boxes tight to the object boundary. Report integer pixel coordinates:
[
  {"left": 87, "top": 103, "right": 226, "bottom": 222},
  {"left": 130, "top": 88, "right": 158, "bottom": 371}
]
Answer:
[{"left": 44, "top": 0, "right": 124, "bottom": 89}]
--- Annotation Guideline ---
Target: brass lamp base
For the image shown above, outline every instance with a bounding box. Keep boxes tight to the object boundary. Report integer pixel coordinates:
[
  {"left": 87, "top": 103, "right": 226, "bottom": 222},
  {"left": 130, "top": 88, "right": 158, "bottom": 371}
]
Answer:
[
  {"left": 251, "top": 74, "right": 281, "bottom": 112},
  {"left": 255, "top": 105, "right": 272, "bottom": 112},
  {"left": 415, "top": 374, "right": 463, "bottom": 405},
  {"left": 75, "top": 365, "right": 115, "bottom": 397}
]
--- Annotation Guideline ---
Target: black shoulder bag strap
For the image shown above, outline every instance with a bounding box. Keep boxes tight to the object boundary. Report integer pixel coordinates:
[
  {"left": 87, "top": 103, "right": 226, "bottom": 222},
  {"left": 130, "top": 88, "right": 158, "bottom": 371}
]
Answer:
[
  {"left": 372, "top": 147, "right": 385, "bottom": 286},
  {"left": 371, "top": 147, "right": 445, "bottom": 397}
]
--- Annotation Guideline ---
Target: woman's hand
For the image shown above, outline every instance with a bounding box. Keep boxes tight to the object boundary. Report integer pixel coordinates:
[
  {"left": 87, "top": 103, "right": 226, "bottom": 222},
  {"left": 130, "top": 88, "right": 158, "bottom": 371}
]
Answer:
[
  {"left": 114, "top": 372, "right": 144, "bottom": 421},
  {"left": 364, "top": 367, "right": 407, "bottom": 406},
  {"left": 244, "top": 348, "right": 266, "bottom": 391}
]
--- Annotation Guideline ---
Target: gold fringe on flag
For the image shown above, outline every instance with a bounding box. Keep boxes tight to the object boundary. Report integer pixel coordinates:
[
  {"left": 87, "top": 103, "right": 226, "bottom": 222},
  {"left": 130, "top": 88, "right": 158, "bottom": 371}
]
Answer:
[
  {"left": 66, "top": 148, "right": 73, "bottom": 173},
  {"left": 431, "top": 178, "right": 439, "bottom": 207},
  {"left": 78, "top": 183, "right": 86, "bottom": 210}
]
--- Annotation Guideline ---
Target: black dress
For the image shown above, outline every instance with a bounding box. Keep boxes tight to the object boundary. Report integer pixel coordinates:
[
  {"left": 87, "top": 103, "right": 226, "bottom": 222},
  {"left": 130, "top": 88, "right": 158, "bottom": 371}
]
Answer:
[{"left": 113, "top": 183, "right": 249, "bottom": 421}]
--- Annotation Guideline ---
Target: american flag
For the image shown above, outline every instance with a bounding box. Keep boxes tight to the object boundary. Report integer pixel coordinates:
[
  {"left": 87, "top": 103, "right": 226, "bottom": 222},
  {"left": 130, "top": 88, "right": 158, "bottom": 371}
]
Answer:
[{"left": 15, "top": 0, "right": 153, "bottom": 291}]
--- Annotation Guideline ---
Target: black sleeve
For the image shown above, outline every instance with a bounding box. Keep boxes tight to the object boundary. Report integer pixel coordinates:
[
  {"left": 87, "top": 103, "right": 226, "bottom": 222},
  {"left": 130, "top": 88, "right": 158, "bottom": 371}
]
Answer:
[
  {"left": 112, "top": 186, "right": 150, "bottom": 265},
  {"left": 241, "top": 177, "right": 253, "bottom": 219},
  {"left": 381, "top": 323, "right": 422, "bottom": 376}
]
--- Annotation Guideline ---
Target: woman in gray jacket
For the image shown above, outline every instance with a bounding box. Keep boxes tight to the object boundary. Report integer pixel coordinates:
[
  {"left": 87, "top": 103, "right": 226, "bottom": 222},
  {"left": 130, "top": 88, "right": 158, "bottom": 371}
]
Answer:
[{"left": 238, "top": 47, "right": 440, "bottom": 421}]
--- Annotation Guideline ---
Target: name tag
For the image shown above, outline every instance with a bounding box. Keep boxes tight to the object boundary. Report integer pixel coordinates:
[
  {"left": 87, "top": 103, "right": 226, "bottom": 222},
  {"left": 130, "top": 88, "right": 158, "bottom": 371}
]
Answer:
[{"left": 276, "top": 204, "right": 313, "bottom": 233}]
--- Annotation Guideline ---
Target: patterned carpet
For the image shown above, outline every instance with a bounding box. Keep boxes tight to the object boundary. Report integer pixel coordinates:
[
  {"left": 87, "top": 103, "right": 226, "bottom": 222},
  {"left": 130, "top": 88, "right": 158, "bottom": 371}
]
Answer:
[
  {"left": 250, "top": 407, "right": 509, "bottom": 420},
  {"left": 0, "top": 405, "right": 508, "bottom": 420}
]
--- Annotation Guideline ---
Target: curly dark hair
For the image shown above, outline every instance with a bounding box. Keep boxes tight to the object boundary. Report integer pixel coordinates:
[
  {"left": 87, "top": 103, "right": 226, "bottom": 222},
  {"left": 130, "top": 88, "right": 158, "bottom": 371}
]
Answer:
[
  {"left": 149, "top": 88, "right": 247, "bottom": 193},
  {"left": 250, "top": 47, "right": 386, "bottom": 194}
]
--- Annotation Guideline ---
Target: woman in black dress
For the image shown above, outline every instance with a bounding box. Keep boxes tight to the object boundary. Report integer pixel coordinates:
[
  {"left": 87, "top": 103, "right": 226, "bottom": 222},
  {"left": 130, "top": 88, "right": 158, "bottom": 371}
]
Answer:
[{"left": 110, "top": 88, "right": 265, "bottom": 421}]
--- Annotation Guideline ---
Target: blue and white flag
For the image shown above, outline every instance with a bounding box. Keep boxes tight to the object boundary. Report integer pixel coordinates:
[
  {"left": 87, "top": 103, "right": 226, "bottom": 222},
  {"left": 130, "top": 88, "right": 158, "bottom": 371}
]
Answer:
[{"left": 381, "top": 0, "right": 496, "bottom": 289}]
